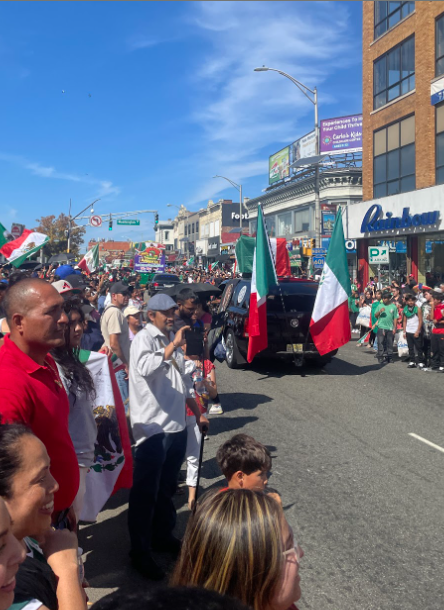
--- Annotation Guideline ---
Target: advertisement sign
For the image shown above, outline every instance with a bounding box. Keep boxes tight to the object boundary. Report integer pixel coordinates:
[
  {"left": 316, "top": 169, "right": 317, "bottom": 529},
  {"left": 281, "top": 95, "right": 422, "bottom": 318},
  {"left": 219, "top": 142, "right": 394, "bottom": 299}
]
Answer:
[
  {"left": 269, "top": 146, "right": 290, "bottom": 185},
  {"left": 368, "top": 246, "right": 389, "bottom": 264},
  {"left": 320, "top": 114, "right": 362, "bottom": 155},
  {"left": 431, "top": 77, "right": 444, "bottom": 105},
  {"left": 133, "top": 243, "right": 166, "bottom": 272},
  {"left": 207, "top": 236, "right": 220, "bottom": 255},
  {"left": 322, "top": 210, "right": 336, "bottom": 236},
  {"left": 221, "top": 202, "right": 249, "bottom": 227},
  {"left": 291, "top": 130, "right": 316, "bottom": 165}
]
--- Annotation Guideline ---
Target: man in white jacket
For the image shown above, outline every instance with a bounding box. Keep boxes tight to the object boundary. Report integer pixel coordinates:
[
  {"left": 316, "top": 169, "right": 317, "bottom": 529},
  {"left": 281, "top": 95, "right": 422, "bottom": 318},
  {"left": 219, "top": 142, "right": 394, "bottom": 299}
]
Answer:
[{"left": 128, "top": 293, "right": 209, "bottom": 580}]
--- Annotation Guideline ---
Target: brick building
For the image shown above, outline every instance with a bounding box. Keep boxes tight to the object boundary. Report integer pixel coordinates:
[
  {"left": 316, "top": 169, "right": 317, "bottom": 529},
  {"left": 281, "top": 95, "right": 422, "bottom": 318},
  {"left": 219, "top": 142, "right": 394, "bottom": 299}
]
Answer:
[{"left": 347, "top": 1, "right": 444, "bottom": 286}]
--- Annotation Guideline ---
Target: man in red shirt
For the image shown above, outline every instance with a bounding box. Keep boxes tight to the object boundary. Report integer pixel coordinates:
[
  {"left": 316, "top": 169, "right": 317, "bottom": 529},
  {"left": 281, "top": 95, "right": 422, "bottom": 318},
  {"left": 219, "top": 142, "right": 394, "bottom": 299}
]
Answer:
[
  {"left": 426, "top": 289, "right": 444, "bottom": 372},
  {"left": 0, "top": 278, "right": 80, "bottom": 517}
]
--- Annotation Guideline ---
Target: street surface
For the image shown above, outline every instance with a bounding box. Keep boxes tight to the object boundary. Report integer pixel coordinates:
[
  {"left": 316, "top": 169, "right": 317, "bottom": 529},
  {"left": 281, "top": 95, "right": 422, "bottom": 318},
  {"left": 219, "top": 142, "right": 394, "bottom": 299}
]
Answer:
[{"left": 81, "top": 340, "right": 444, "bottom": 609}]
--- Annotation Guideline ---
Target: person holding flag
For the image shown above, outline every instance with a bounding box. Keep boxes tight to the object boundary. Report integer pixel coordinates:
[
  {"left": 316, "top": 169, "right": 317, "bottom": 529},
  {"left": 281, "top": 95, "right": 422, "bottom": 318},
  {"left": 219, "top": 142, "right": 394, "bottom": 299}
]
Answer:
[{"left": 309, "top": 208, "right": 352, "bottom": 356}]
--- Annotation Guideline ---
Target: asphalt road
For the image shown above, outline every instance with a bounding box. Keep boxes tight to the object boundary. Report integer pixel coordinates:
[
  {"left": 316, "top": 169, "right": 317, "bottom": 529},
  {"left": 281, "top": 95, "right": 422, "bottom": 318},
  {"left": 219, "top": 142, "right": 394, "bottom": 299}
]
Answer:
[{"left": 81, "top": 339, "right": 444, "bottom": 609}]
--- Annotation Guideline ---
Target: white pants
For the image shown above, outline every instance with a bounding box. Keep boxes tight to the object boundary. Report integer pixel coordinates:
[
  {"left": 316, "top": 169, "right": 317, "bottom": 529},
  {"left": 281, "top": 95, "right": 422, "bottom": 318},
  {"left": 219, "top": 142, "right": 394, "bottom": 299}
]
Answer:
[
  {"left": 185, "top": 415, "right": 202, "bottom": 487},
  {"left": 72, "top": 466, "right": 88, "bottom": 522}
]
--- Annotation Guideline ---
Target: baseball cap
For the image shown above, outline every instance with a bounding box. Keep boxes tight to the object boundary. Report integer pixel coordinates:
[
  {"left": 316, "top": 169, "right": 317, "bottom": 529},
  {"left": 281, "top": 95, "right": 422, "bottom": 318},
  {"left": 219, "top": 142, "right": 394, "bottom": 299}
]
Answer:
[
  {"left": 52, "top": 280, "right": 75, "bottom": 295},
  {"left": 147, "top": 294, "right": 178, "bottom": 312},
  {"left": 124, "top": 305, "right": 142, "bottom": 317},
  {"left": 65, "top": 274, "right": 88, "bottom": 289},
  {"left": 382, "top": 289, "right": 392, "bottom": 298},
  {"left": 56, "top": 265, "right": 76, "bottom": 280},
  {"left": 110, "top": 281, "right": 130, "bottom": 295}
]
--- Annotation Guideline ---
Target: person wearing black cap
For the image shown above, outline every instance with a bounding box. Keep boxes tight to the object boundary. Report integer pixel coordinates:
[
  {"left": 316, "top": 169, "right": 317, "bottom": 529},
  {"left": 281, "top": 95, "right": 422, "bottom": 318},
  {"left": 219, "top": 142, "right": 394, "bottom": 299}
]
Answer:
[
  {"left": 100, "top": 281, "right": 130, "bottom": 409},
  {"left": 128, "top": 293, "right": 209, "bottom": 580}
]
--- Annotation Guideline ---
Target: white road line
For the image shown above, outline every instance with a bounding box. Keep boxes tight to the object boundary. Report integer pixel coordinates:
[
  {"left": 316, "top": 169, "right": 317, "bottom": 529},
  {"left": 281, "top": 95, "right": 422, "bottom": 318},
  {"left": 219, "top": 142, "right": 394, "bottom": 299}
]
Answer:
[{"left": 408, "top": 433, "right": 444, "bottom": 454}]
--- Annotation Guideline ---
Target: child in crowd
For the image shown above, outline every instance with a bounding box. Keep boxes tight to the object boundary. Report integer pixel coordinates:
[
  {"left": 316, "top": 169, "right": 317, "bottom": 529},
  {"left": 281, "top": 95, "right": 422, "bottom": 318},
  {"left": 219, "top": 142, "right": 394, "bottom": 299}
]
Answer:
[
  {"left": 216, "top": 434, "right": 272, "bottom": 491},
  {"left": 374, "top": 289, "right": 398, "bottom": 364}
]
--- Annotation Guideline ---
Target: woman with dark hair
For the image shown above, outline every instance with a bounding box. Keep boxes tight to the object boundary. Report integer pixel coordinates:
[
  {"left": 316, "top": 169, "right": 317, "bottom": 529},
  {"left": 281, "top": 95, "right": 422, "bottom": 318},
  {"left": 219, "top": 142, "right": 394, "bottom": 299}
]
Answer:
[
  {"left": 0, "top": 422, "right": 87, "bottom": 610},
  {"left": 52, "top": 300, "right": 97, "bottom": 520},
  {"left": 0, "top": 497, "right": 25, "bottom": 610}
]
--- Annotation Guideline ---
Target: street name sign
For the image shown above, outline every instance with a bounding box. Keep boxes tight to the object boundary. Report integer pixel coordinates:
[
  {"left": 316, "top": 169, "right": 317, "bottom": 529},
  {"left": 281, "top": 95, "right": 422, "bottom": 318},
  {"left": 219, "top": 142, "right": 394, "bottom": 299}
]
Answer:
[
  {"left": 117, "top": 219, "right": 140, "bottom": 226},
  {"left": 368, "top": 246, "right": 389, "bottom": 264}
]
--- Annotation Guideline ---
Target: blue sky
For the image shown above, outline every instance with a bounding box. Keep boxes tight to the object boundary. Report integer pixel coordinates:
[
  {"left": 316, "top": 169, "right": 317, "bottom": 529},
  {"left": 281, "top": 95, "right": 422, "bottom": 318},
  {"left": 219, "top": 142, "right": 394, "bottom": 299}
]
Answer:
[{"left": 0, "top": 1, "right": 362, "bottom": 248}]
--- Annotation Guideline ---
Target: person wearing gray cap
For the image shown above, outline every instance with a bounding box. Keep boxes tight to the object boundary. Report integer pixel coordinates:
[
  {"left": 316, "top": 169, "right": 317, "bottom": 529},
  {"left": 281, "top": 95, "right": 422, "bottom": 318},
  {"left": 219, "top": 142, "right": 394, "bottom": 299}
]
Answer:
[{"left": 128, "top": 293, "right": 209, "bottom": 580}]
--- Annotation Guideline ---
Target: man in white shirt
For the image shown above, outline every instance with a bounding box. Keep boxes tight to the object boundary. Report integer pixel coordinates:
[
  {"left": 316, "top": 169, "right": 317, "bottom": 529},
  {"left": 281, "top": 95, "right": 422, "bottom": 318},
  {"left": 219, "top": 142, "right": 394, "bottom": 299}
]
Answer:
[{"left": 128, "top": 293, "right": 209, "bottom": 580}]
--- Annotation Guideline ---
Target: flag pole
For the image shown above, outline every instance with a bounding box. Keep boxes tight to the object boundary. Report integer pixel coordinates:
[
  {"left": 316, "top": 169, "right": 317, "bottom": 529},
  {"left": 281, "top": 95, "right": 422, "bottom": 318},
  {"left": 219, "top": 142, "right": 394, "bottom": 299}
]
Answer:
[{"left": 260, "top": 203, "right": 302, "bottom": 368}]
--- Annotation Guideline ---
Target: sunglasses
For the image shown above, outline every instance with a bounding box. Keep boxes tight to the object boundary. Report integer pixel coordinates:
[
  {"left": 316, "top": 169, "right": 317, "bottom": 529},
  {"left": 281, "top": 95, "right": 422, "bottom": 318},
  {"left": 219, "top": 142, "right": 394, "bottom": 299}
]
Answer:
[{"left": 283, "top": 543, "right": 303, "bottom": 563}]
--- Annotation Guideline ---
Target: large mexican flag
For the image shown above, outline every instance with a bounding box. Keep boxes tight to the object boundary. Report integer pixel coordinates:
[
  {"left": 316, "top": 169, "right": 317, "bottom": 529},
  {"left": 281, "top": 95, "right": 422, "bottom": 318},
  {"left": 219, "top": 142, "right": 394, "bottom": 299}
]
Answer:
[
  {"left": 247, "top": 205, "right": 279, "bottom": 363},
  {"left": 77, "top": 351, "right": 133, "bottom": 522},
  {"left": 0, "top": 229, "right": 49, "bottom": 267},
  {"left": 78, "top": 243, "right": 99, "bottom": 275},
  {"left": 309, "top": 209, "right": 351, "bottom": 355}
]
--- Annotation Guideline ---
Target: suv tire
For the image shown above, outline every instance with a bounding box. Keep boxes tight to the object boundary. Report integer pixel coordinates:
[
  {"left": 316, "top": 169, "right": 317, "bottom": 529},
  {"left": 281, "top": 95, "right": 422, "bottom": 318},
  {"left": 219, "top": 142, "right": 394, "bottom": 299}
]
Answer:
[{"left": 225, "top": 329, "right": 239, "bottom": 369}]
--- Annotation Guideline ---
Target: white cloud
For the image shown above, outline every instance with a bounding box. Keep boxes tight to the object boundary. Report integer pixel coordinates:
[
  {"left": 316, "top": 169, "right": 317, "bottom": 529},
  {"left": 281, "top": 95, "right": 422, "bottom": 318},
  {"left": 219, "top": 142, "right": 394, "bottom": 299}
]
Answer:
[
  {"left": 0, "top": 152, "right": 120, "bottom": 199},
  {"left": 185, "top": 0, "right": 360, "bottom": 204},
  {"left": 128, "top": 37, "right": 159, "bottom": 51}
]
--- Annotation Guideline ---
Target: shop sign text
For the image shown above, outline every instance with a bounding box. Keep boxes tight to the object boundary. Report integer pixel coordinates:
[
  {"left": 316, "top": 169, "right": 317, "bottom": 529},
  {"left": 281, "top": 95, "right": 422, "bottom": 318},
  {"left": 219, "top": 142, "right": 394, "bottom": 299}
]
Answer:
[{"left": 361, "top": 205, "right": 439, "bottom": 234}]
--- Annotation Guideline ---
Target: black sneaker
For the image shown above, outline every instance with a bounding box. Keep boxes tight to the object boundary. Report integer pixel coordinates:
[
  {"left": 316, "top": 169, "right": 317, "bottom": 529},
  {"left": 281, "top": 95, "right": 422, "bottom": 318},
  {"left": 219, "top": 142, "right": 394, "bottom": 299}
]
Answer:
[
  {"left": 387, "top": 358, "right": 394, "bottom": 364},
  {"left": 378, "top": 358, "right": 385, "bottom": 364},
  {"left": 130, "top": 553, "right": 165, "bottom": 581},
  {"left": 407, "top": 362, "right": 416, "bottom": 368}
]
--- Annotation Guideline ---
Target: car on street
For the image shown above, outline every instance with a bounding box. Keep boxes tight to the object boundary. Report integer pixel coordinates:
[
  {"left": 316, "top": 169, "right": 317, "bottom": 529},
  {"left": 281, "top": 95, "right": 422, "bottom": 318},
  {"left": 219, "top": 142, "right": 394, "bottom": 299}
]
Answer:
[
  {"left": 148, "top": 273, "right": 181, "bottom": 293},
  {"left": 217, "top": 277, "right": 337, "bottom": 368}
]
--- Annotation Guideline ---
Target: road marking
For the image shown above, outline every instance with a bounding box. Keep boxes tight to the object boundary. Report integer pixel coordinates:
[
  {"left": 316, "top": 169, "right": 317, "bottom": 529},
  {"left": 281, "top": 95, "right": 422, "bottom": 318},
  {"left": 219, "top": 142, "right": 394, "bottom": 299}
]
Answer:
[{"left": 408, "top": 433, "right": 444, "bottom": 454}]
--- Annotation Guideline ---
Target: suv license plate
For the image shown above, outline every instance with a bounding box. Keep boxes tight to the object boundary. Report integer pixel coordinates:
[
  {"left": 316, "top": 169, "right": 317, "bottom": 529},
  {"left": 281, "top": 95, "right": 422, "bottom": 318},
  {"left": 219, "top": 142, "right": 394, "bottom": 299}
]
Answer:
[
  {"left": 286, "top": 343, "right": 303, "bottom": 353},
  {"left": 164, "top": 284, "right": 174, "bottom": 287}
]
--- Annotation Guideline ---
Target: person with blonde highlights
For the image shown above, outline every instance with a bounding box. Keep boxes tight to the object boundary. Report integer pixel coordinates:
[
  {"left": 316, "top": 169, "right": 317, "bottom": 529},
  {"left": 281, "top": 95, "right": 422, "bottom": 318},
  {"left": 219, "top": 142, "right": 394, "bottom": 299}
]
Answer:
[{"left": 171, "top": 489, "right": 303, "bottom": 610}]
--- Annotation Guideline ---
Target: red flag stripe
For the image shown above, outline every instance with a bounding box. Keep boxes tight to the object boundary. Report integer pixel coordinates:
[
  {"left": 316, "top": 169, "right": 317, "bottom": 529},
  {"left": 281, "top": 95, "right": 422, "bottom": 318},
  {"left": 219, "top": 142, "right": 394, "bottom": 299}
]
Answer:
[{"left": 247, "top": 292, "right": 268, "bottom": 362}]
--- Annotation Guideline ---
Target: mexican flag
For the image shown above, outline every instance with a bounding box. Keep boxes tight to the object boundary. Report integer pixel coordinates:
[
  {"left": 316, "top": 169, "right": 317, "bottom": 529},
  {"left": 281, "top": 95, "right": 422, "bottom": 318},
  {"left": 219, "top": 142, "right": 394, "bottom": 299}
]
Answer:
[
  {"left": 0, "top": 223, "right": 12, "bottom": 249},
  {"left": 309, "top": 209, "right": 351, "bottom": 355},
  {"left": 78, "top": 350, "right": 133, "bottom": 522},
  {"left": 78, "top": 243, "right": 99, "bottom": 275},
  {"left": 0, "top": 229, "right": 49, "bottom": 268},
  {"left": 235, "top": 235, "right": 291, "bottom": 276},
  {"left": 247, "top": 205, "right": 278, "bottom": 363}
]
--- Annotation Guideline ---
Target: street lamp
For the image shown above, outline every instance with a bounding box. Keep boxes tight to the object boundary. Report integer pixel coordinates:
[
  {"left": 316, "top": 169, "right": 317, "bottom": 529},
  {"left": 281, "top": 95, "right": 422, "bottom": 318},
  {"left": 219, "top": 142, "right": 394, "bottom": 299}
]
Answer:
[
  {"left": 67, "top": 198, "right": 100, "bottom": 253},
  {"left": 254, "top": 66, "right": 320, "bottom": 246},
  {"left": 213, "top": 175, "right": 243, "bottom": 229}
]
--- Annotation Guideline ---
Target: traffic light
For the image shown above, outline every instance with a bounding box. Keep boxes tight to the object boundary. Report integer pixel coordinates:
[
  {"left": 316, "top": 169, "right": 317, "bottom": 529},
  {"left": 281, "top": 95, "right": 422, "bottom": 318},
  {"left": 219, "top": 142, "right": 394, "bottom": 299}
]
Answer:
[
  {"left": 109, "top": 219, "right": 113, "bottom": 231},
  {"left": 311, "top": 238, "right": 316, "bottom": 249},
  {"left": 154, "top": 213, "right": 159, "bottom": 226}
]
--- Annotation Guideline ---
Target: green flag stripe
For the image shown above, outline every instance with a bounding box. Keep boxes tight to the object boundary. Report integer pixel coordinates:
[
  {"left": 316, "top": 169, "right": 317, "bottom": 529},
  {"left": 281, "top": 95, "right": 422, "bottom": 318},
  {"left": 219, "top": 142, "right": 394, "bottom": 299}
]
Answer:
[
  {"left": 255, "top": 205, "right": 278, "bottom": 299},
  {"left": 10, "top": 239, "right": 49, "bottom": 268},
  {"left": 325, "top": 209, "right": 351, "bottom": 297}
]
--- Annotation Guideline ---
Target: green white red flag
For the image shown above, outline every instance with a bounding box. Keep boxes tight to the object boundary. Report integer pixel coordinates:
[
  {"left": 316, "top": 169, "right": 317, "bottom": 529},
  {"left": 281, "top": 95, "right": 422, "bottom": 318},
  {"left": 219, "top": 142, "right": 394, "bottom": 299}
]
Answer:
[
  {"left": 78, "top": 243, "right": 99, "bottom": 275},
  {"left": 0, "top": 229, "right": 49, "bottom": 268},
  {"left": 247, "top": 205, "right": 279, "bottom": 363},
  {"left": 309, "top": 209, "right": 351, "bottom": 355}
]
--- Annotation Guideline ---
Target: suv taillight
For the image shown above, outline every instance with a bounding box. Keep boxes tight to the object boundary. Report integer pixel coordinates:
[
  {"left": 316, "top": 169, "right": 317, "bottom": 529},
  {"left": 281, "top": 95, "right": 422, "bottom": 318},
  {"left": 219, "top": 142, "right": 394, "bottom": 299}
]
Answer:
[{"left": 154, "top": 282, "right": 159, "bottom": 287}]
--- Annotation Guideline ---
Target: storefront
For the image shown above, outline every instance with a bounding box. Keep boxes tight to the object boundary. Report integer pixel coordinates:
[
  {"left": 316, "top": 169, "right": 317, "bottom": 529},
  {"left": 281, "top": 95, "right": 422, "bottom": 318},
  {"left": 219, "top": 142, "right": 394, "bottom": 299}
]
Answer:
[{"left": 346, "top": 185, "right": 444, "bottom": 286}]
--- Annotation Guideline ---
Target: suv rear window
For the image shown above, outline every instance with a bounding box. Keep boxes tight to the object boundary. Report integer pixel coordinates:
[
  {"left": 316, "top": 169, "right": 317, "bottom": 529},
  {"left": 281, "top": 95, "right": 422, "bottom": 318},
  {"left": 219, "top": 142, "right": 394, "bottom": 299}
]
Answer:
[
  {"left": 267, "top": 281, "right": 317, "bottom": 313},
  {"left": 153, "top": 275, "right": 180, "bottom": 282}
]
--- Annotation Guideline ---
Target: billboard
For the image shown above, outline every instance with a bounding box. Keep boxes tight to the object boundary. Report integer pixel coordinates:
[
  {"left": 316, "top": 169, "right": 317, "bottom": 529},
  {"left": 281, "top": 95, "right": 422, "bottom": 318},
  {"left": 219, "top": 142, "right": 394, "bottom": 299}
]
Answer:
[
  {"left": 291, "top": 130, "right": 316, "bottom": 166},
  {"left": 320, "top": 114, "right": 362, "bottom": 155},
  {"left": 269, "top": 146, "right": 290, "bottom": 185},
  {"left": 133, "top": 243, "right": 165, "bottom": 272}
]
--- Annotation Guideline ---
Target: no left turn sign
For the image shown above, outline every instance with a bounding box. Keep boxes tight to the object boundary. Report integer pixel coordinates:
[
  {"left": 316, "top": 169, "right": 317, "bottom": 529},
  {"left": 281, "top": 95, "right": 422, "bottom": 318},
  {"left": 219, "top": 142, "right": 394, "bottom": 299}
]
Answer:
[{"left": 90, "top": 215, "right": 102, "bottom": 228}]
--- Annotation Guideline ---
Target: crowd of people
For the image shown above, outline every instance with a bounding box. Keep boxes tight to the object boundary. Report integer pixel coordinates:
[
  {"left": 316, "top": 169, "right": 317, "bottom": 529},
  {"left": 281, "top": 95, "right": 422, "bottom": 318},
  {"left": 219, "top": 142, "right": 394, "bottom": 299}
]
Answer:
[
  {"left": 0, "top": 260, "right": 304, "bottom": 610},
  {"left": 348, "top": 275, "right": 444, "bottom": 368}
]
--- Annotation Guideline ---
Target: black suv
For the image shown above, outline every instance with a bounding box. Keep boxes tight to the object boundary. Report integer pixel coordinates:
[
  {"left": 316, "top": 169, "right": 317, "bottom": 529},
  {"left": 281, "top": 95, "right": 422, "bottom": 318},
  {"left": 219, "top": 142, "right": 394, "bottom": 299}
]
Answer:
[
  {"left": 149, "top": 273, "right": 181, "bottom": 293},
  {"left": 218, "top": 278, "right": 337, "bottom": 368}
]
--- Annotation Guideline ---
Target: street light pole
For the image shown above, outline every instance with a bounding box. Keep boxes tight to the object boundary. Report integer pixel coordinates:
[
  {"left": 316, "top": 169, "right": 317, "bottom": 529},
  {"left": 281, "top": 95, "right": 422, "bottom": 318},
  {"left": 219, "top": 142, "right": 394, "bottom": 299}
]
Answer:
[
  {"left": 213, "top": 175, "right": 243, "bottom": 229},
  {"left": 67, "top": 198, "right": 100, "bottom": 253},
  {"left": 254, "top": 66, "right": 321, "bottom": 246}
]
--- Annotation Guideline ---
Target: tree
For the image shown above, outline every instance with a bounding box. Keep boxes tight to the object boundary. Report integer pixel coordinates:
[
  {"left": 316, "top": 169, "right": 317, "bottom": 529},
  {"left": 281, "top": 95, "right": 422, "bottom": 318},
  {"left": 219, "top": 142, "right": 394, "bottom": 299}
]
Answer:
[{"left": 33, "top": 213, "right": 86, "bottom": 257}]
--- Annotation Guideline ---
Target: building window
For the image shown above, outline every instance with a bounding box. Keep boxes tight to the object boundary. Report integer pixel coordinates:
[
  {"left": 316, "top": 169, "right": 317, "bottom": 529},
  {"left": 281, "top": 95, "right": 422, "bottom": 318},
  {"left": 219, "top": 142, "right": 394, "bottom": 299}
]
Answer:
[
  {"left": 373, "top": 115, "right": 415, "bottom": 197},
  {"left": 164, "top": 231, "right": 169, "bottom": 240},
  {"left": 185, "top": 225, "right": 188, "bottom": 236},
  {"left": 436, "top": 14, "right": 444, "bottom": 76},
  {"left": 196, "top": 221, "right": 199, "bottom": 234},
  {"left": 374, "top": 36, "right": 415, "bottom": 109},
  {"left": 436, "top": 103, "right": 444, "bottom": 184},
  {"left": 374, "top": 2, "right": 414, "bottom": 39},
  {"left": 277, "top": 212, "right": 293, "bottom": 237},
  {"left": 192, "top": 223, "right": 195, "bottom": 234},
  {"left": 294, "top": 208, "right": 312, "bottom": 233}
]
